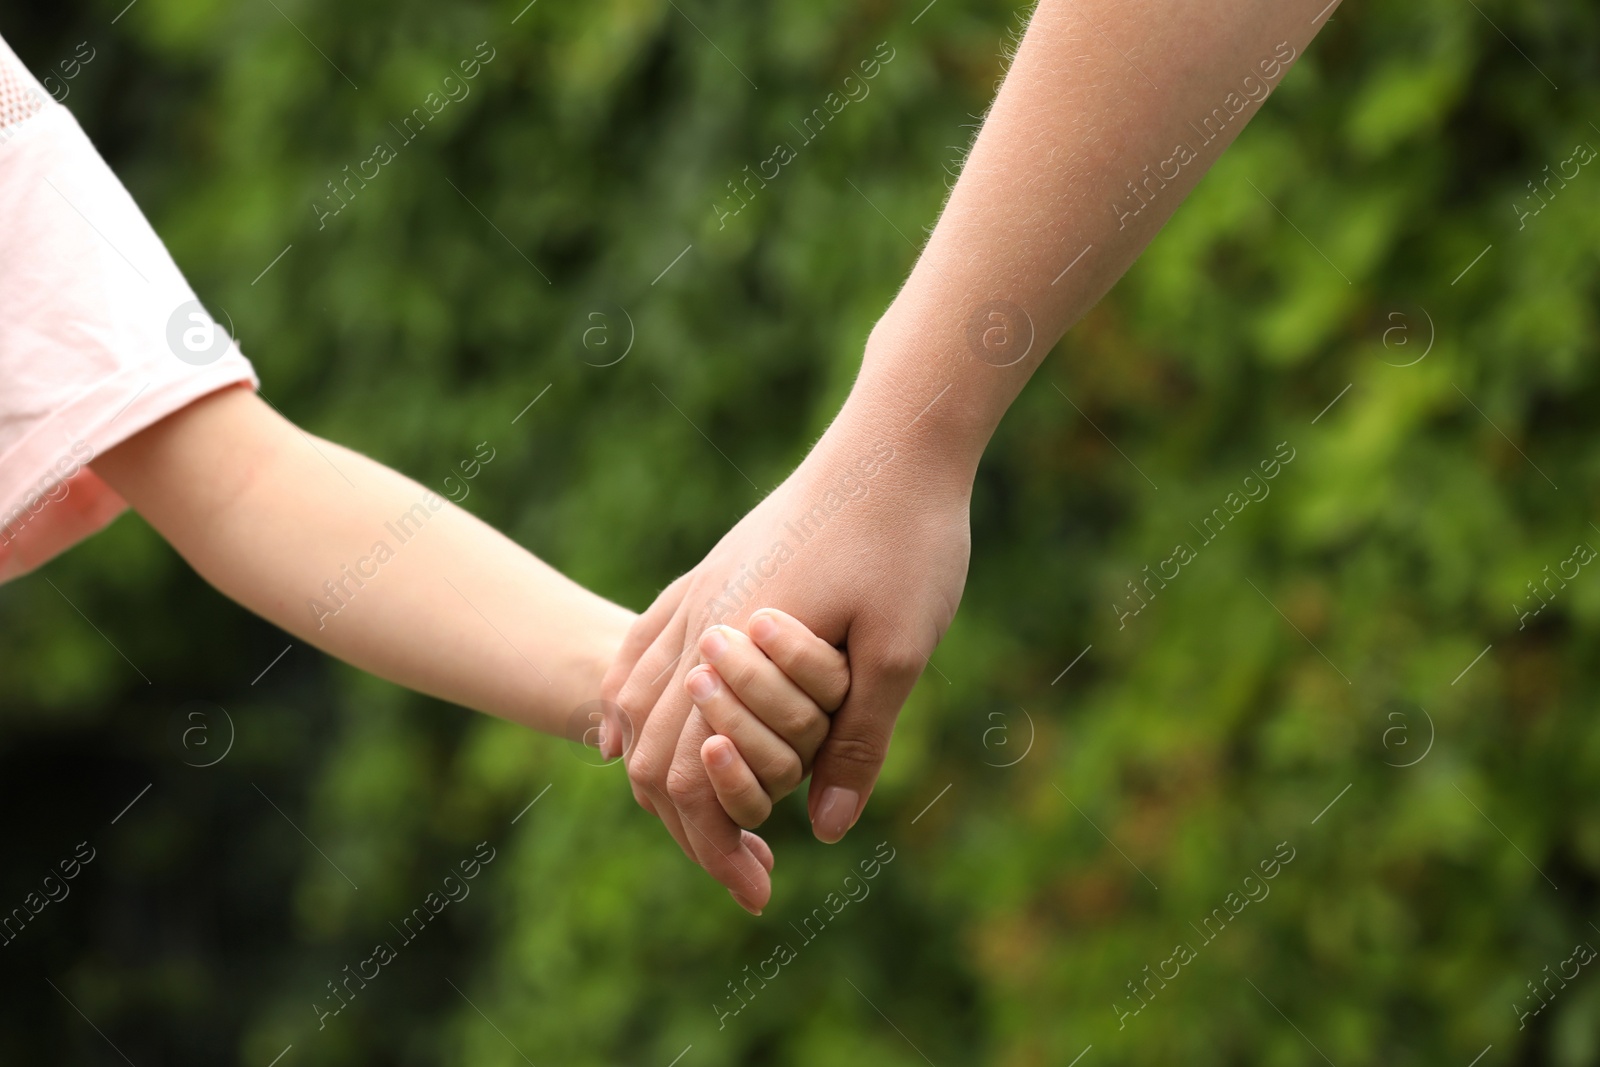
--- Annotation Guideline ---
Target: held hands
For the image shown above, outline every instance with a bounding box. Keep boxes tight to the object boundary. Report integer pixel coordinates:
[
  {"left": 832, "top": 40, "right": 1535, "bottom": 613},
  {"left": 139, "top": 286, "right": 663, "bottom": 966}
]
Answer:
[
  {"left": 600, "top": 418, "right": 973, "bottom": 910},
  {"left": 690, "top": 613, "right": 848, "bottom": 830},
  {"left": 601, "top": 608, "right": 848, "bottom": 914}
]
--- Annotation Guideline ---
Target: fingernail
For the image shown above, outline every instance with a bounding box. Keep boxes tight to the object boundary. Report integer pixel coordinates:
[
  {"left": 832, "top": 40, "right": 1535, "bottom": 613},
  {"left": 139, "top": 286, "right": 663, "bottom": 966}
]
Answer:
[
  {"left": 730, "top": 890, "right": 762, "bottom": 916},
  {"left": 812, "top": 786, "right": 860, "bottom": 844},
  {"left": 707, "top": 738, "right": 734, "bottom": 769},
  {"left": 749, "top": 611, "right": 777, "bottom": 644},
  {"left": 687, "top": 667, "right": 719, "bottom": 702},
  {"left": 700, "top": 627, "right": 729, "bottom": 662}
]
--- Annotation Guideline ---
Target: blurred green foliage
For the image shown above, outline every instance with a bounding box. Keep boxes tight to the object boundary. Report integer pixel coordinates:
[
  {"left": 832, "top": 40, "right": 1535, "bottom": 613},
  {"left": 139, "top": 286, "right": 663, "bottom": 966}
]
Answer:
[{"left": 4, "top": 0, "right": 1600, "bottom": 1063}]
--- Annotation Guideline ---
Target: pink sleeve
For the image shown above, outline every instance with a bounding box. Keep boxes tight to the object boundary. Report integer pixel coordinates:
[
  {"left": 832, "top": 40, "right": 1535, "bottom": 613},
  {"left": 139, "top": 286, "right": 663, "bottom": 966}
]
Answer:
[{"left": 0, "top": 38, "right": 259, "bottom": 583}]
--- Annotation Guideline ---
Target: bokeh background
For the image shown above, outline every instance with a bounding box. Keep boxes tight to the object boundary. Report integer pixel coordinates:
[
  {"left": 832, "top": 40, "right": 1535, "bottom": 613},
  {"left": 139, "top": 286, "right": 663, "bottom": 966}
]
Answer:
[{"left": 5, "top": 0, "right": 1600, "bottom": 1062}]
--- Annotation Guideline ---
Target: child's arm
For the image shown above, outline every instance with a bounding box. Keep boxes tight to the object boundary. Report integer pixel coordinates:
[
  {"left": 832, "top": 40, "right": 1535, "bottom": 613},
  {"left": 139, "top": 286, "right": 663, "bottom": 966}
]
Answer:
[
  {"left": 91, "top": 385, "right": 633, "bottom": 733},
  {"left": 95, "top": 384, "right": 848, "bottom": 914}
]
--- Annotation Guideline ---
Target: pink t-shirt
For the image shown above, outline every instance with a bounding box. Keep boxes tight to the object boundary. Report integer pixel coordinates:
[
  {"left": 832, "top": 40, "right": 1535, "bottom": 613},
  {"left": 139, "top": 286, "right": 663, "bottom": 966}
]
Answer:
[{"left": 0, "top": 35, "right": 257, "bottom": 582}]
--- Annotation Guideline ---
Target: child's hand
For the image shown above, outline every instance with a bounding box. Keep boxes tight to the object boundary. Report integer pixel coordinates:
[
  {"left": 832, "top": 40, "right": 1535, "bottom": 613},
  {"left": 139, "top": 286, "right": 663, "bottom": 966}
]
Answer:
[{"left": 683, "top": 609, "right": 848, "bottom": 829}]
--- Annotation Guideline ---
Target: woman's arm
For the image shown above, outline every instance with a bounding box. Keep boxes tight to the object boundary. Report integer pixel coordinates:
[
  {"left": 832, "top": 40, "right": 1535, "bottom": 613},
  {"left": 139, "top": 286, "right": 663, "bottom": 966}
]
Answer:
[
  {"left": 608, "top": 0, "right": 1337, "bottom": 886},
  {"left": 852, "top": 0, "right": 1322, "bottom": 472},
  {"left": 93, "top": 385, "right": 632, "bottom": 734}
]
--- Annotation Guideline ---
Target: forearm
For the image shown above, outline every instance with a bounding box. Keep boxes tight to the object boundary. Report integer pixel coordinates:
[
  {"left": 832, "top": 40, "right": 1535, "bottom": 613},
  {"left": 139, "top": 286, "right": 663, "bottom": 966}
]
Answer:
[
  {"left": 95, "top": 388, "right": 632, "bottom": 734},
  {"left": 843, "top": 0, "right": 1331, "bottom": 476}
]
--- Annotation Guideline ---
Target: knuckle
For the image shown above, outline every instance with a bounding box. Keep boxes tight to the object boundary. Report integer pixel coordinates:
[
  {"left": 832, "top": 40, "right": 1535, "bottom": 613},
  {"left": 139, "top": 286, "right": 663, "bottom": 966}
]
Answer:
[
  {"left": 822, "top": 729, "right": 888, "bottom": 773},
  {"left": 627, "top": 752, "right": 662, "bottom": 796},
  {"left": 880, "top": 645, "right": 926, "bottom": 683},
  {"left": 616, "top": 680, "right": 652, "bottom": 720},
  {"left": 799, "top": 715, "right": 831, "bottom": 758},
  {"left": 822, "top": 669, "right": 852, "bottom": 711},
  {"left": 733, "top": 792, "right": 772, "bottom": 829},
  {"left": 725, "top": 655, "right": 761, "bottom": 694},
  {"left": 777, "top": 714, "right": 827, "bottom": 768},
  {"left": 766, "top": 628, "right": 805, "bottom": 669},
  {"left": 759, "top": 750, "right": 803, "bottom": 795},
  {"left": 665, "top": 762, "right": 704, "bottom": 808},
  {"left": 758, "top": 700, "right": 808, "bottom": 744},
  {"left": 692, "top": 687, "right": 729, "bottom": 729}
]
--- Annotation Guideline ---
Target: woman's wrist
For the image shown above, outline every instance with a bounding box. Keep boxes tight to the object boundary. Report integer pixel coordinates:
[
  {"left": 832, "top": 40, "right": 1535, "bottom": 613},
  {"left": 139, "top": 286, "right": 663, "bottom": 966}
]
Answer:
[{"left": 832, "top": 311, "right": 1006, "bottom": 492}]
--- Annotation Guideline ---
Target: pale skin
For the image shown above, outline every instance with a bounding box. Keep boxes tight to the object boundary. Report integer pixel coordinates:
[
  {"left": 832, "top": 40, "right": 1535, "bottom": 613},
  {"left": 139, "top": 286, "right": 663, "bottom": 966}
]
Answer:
[
  {"left": 88, "top": 385, "right": 843, "bottom": 912},
  {"left": 606, "top": 0, "right": 1339, "bottom": 902}
]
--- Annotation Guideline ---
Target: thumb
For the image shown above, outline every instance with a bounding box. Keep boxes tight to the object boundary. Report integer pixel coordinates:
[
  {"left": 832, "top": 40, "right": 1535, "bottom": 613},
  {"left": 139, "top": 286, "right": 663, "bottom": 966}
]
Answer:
[
  {"left": 806, "top": 622, "right": 924, "bottom": 844},
  {"left": 600, "top": 573, "right": 687, "bottom": 701},
  {"left": 599, "top": 573, "right": 689, "bottom": 760}
]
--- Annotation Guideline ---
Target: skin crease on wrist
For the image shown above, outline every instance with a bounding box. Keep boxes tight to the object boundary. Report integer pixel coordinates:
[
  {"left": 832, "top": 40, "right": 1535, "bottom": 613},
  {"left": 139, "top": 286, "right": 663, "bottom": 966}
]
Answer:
[{"left": 607, "top": 0, "right": 1336, "bottom": 907}]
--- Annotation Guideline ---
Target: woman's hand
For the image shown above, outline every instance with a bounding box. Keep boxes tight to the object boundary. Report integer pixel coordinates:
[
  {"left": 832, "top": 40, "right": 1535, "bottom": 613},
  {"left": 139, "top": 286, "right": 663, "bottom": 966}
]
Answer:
[
  {"left": 601, "top": 0, "right": 1335, "bottom": 909},
  {"left": 599, "top": 410, "right": 971, "bottom": 908}
]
